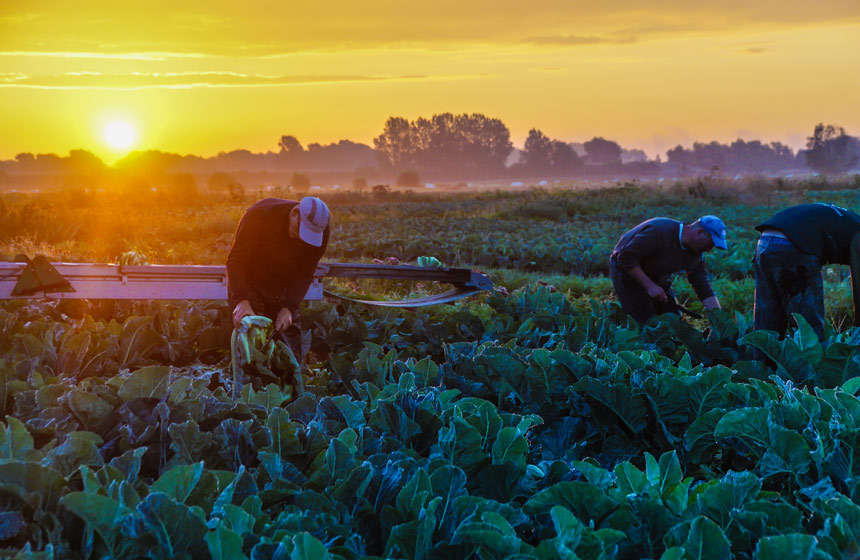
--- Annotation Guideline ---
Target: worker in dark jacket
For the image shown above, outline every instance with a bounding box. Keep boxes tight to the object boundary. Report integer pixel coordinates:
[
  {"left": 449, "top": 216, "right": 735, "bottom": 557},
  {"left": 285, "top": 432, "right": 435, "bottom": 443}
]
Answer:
[
  {"left": 754, "top": 203, "right": 860, "bottom": 339},
  {"left": 610, "top": 216, "right": 727, "bottom": 324},
  {"left": 227, "top": 197, "right": 330, "bottom": 370}
]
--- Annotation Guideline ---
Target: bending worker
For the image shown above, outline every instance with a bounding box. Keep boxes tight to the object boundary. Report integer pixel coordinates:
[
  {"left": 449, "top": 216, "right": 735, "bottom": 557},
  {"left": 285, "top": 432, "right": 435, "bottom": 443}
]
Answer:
[
  {"left": 610, "top": 216, "right": 727, "bottom": 324},
  {"left": 227, "top": 197, "right": 330, "bottom": 385},
  {"left": 754, "top": 203, "right": 860, "bottom": 339}
]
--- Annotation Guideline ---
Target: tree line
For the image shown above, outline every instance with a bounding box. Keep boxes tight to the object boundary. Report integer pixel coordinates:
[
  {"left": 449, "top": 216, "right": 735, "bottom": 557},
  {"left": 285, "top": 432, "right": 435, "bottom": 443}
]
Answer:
[{"left": 1, "top": 115, "right": 858, "bottom": 182}]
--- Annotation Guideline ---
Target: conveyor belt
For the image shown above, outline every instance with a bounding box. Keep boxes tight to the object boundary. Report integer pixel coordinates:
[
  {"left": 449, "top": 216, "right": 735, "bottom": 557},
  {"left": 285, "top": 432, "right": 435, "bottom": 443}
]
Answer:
[{"left": 0, "top": 258, "right": 492, "bottom": 308}]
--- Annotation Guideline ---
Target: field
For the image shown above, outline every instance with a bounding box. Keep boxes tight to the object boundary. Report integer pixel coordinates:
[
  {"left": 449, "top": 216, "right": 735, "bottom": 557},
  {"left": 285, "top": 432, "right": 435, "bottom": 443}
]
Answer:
[{"left": 3, "top": 176, "right": 860, "bottom": 559}]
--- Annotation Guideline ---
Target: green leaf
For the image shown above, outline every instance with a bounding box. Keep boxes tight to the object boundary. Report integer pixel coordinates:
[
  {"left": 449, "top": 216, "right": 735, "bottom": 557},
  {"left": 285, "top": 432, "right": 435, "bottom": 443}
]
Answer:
[
  {"left": 151, "top": 462, "right": 205, "bottom": 503},
  {"left": 714, "top": 407, "right": 769, "bottom": 447},
  {"left": 791, "top": 313, "right": 823, "bottom": 365},
  {"left": 491, "top": 426, "right": 528, "bottom": 469},
  {"left": 683, "top": 516, "right": 731, "bottom": 560},
  {"left": 205, "top": 526, "right": 247, "bottom": 560},
  {"left": 0, "top": 417, "right": 34, "bottom": 460},
  {"left": 118, "top": 365, "right": 171, "bottom": 402},
  {"left": 61, "top": 492, "right": 134, "bottom": 557},
  {"left": 291, "top": 532, "right": 330, "bottom": 560},
  {"left": 118, "top": 316, "right": 161, "bottom": 368},
  {"left": 754, "top": 534, "right": 816, "bottom": 560},
  {"left": 524, "top": 481, "right": 617, "bottom": 524},
  {"left": 137, "top": 492, "right": 208, "bottom": 559},
  {"left": 67, "top": 389, "right": 114, "bottom": 429}
]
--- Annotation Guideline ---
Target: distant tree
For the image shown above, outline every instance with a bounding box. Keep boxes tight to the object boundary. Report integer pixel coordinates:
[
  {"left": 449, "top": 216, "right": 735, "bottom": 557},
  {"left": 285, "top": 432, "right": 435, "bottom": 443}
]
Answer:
[
  {"left": 584, "top": 137, "right": 622, "bottom": 166},
  {"left": 396, "top": 169, "right": 421, "bottom": 188},
  {"left": 374, "top": 117, "right": 416, "bottom": 169},
  {"left": 374, "top": 113, "right": 512, "bottom": 176},
  {"left": 279, "top": 135, "right": 304, "bottom": 154},
  {"left": 805, "top": 123, "right": 860, "bottom": 174},
  {"left": 621, "top": 148, "right": 648, "bottom": 164},
  {"left": 523, "top": 129, "right": 553, "bottom": 170},
  {"left": 352, "top": 177, "right": 368, "bottom": 191},
  {"left": 549, "top": 141, "right": 581, "bottom": 172},
  {"left": 291, "top": 172, "right": 311, "bottom": 191},
  {"left": 66, "top": 149, "right": 107, "bottom": 176}
]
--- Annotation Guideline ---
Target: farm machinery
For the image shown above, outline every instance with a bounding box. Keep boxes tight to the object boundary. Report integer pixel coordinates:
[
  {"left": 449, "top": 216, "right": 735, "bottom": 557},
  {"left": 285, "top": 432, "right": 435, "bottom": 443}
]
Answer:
[{"left": 0, "top": 255, "right": 493, "bottom": 307}]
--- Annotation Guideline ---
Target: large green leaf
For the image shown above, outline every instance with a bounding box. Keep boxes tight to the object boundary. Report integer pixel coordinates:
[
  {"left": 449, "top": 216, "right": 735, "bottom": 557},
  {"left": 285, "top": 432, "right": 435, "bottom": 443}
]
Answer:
[
  {"left": 682, "top": 516, "right": 731, "bottom": 560},
  {"left": 754, "top": 534, "right": 816, "bottom": 560},
  {"left": 205, "top": 526, "right": 247, "bottom": 560},
  {"left": 524, "top": 481, "right": 618, "bottom": 525},
  {"left": 491, "top": 426, "right": 528, "bottom": 469},
  {"left": 136, "top": 492, "right": 208, "bottom": 559},
  {"left": 61, "top": 492, "right": 135, "bottom": 557},
  {"left": 0, "top": 417, "right": 34, "bottom": 460},
  {"left": 151, "top": 462, "right": 205, "bottom": 503},
  {"left": 118, "top": 365, "right": 171, "bottom": 402}
]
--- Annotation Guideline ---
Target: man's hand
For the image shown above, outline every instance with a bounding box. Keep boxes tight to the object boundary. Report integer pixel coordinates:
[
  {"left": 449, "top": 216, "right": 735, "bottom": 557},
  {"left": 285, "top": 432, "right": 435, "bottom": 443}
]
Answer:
[
  {"left": 275, "top": 307, "right": 293, "bottom": 332},
  {"left": 702, "top": 296, "right": 721, "bottom": 310},
  {"left": 232, "top": 300, "right": 255, "bottom": 329},
  {"left": 647, "top": 284, "right": 668, "bottom": 303}
]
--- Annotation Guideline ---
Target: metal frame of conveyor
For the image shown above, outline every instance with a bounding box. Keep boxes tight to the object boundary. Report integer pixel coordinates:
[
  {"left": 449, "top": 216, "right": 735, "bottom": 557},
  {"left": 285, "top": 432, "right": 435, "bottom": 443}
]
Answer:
[{"left": 0, "top": 261, "right": 492, "bottom": 303}]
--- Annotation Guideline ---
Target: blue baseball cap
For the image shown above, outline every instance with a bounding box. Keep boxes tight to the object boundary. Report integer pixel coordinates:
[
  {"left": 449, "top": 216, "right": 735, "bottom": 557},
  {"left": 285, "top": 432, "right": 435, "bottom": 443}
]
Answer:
[
  {"left": 298, "top": 197, "right": 330, "bottom": 247},
  {"left": 699, "top": 215, "right": 728, "bottom": 249}
]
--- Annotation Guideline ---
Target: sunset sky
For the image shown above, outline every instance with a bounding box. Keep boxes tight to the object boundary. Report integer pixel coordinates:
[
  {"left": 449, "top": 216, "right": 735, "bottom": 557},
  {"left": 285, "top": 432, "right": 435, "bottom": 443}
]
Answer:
[{"left": 1, "top": 1, "right": 859, "bottom": 162}]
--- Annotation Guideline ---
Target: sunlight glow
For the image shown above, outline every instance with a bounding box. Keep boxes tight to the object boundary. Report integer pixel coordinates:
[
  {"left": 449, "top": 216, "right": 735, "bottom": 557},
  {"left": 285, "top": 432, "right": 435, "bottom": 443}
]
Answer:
[{"left": 104, "top": 121, "right": 135, "bottom": 149}]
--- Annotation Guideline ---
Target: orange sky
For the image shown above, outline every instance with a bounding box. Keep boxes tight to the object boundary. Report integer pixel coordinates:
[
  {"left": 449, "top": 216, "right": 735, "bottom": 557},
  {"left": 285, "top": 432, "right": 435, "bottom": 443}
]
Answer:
[{"left": 1, "top": 1, "right": 859, "bottom": 161}]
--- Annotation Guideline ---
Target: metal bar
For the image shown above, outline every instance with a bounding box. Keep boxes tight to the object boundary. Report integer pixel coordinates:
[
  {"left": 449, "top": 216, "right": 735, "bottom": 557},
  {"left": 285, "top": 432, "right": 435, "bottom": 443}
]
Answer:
[{"left": 0, "top": 261, "right": 492, "bottom": 301}]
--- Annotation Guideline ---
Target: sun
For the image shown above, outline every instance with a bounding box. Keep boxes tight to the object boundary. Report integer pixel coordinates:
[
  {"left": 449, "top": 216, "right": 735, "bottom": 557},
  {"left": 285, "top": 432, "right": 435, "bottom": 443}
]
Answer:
[{"left": 104, "top": 121, "right": 136, "bottom": 150}]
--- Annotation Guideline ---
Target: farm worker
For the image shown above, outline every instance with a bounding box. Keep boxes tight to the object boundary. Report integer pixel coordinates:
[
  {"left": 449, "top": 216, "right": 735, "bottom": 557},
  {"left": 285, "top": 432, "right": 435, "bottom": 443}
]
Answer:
[
  {"left": 227, "top": 197, "right": 330, "bottom": 385},
  {"left": 753, "top": 203, "right": 860, "bottom": 339},
  {"left": 610, "top": 216, "right": 727, "bottom": 324}
]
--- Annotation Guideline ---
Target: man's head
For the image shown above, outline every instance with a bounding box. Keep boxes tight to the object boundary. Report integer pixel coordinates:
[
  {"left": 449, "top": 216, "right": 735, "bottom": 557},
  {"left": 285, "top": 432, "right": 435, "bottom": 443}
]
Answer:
[
  {"left": 288, "top": 197, "right": 330, "bottom": 246},
  {"left": 687, "top": 215, "right": 728, "bottom": 252}
]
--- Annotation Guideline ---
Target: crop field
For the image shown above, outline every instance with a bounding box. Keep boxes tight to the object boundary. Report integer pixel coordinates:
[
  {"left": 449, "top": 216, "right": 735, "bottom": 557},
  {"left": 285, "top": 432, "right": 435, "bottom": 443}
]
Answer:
[{"left": 4, "top": 176, "right": 860, "bottom": 559}]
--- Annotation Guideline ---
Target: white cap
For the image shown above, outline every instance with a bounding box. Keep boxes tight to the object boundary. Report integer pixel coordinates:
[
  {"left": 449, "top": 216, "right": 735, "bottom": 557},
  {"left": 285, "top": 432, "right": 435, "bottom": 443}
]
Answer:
[{"left": 298, "top": 197, "right": 329, "bottom": 247}]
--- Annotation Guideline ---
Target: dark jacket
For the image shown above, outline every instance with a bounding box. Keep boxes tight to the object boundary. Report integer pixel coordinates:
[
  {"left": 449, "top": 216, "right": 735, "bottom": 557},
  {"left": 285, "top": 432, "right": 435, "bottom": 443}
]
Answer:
[
  {"left": 612, "top": 217, "right": 715, "bottom": 301},
  {"left": 756, "top": 203, "right": 860, "bottom": 264},
  {"left": 227, "top": 198, "right": 329, "bottom": 314}
]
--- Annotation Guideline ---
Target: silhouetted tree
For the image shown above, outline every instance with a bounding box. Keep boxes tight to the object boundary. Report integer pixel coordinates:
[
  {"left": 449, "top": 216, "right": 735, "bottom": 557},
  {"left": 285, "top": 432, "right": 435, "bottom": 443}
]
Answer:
[
  {"left": 523, "top": 129, "right": 553, "bottom": 170},
  {"left": 66, "top": 150, "right": 107, "bottom": 176},
  {"left": 666, "top": 139, "right": 798, "bottom": 175},
  {"left": 549, "top": 141, "right": 581, "bottom": 172},
  {"left": 374, "top": 113, "right": 512, "bottom": 176},
  {"left": 374, "top": 117, "right": 416, "bottom": 169},
  {"left": 584, "top": 137, "right": 622, "bottom": 166},
  {"left": 806, "top": 123, "right": 860, "bottom": 174},
  {"left": 279, "top": 135, "right": 304, "bottom": 154}
]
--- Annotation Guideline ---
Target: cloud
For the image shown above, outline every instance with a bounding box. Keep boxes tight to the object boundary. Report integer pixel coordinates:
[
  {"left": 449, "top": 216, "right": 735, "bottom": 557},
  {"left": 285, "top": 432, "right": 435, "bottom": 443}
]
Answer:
[
  {"left": 0, "top": 71, "right": 442, "bottom": 89},
  {"left": 3, "top": 2, "right": 859, "bottom": 57},
  {"left": 0, "top": 51, "right": 208, "bottom": 60},
  {"left": 525, "top": 34, "right": 636, "bottom": 46}
]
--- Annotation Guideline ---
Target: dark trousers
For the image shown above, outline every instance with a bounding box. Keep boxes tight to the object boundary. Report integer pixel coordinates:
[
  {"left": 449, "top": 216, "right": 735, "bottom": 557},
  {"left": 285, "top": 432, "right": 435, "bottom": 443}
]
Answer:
[
  {"left": 753, "top": 235, "right": 825, "bottom": 339},
  {"left": 610, "top": 258, "right": 679, "bottom": 324}
]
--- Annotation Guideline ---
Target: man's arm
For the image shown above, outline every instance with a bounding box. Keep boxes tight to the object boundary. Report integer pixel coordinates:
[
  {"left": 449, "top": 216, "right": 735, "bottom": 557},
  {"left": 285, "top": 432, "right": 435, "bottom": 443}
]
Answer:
[
  {"left": 686, "top": 258, "right": 718, "bottom": 308},
  {"left": 226, "top": 206, "right": 264, "bottom": 325},
  {"left": 626, "top": 265, "right": 668, "bottom": 303}
]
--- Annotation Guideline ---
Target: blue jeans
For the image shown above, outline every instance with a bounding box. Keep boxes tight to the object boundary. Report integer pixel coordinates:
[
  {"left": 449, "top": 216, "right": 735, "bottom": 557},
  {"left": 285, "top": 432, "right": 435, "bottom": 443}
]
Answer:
[{"left": 753, "top": 236, "right": 824, "bottom": 339}]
